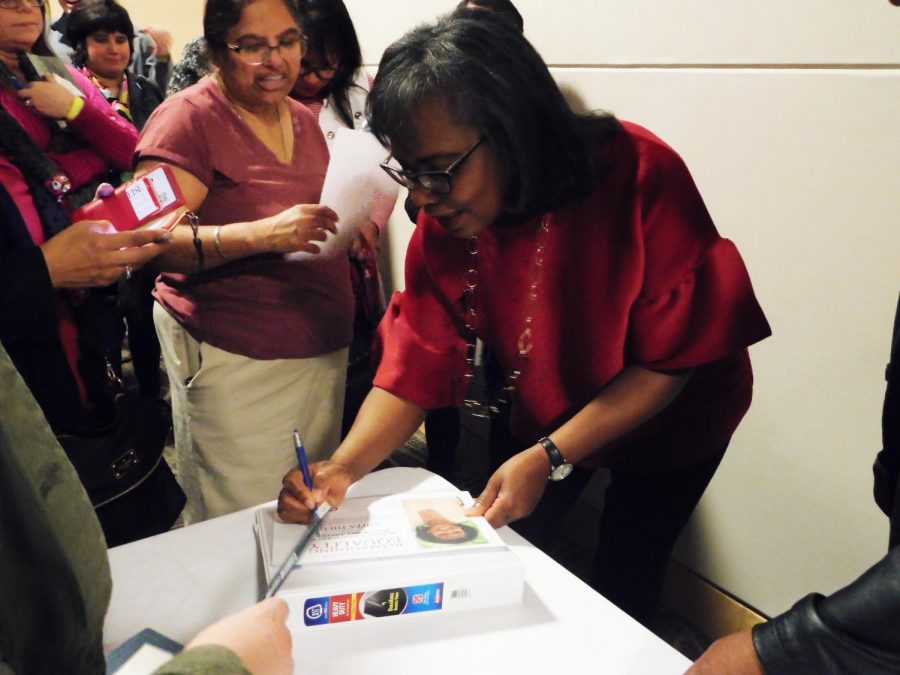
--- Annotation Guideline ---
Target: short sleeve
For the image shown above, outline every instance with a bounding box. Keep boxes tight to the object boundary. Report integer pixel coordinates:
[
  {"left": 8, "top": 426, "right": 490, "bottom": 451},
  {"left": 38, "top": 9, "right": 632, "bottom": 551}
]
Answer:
[
  {"left": 136, "top": 93, "right": 213, "bottom": 186},
  {"left": 627, "top": 132, "right": 771, "bottom": 368},
  {"left": 373, "top": 229, "right": 469, "bottom": 409}
]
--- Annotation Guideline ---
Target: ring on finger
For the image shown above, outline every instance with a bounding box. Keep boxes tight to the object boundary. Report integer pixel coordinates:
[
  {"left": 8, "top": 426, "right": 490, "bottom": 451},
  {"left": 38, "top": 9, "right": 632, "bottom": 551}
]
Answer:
[{"left": 124, "top": 264, "right": 133, "bottom": 280}]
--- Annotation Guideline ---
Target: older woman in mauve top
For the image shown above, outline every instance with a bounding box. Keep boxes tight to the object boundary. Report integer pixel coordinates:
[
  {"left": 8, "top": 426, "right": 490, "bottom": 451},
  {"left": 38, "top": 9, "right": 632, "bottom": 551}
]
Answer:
[{"left": 135, "top": 0, "right": 353, "bottom": 524}]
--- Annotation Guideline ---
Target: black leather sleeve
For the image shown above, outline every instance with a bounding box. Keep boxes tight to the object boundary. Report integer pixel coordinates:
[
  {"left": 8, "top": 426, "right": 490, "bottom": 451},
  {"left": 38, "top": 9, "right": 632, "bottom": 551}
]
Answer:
[{"left": 752, "top": 545, "right": 900, "bottom": 674}]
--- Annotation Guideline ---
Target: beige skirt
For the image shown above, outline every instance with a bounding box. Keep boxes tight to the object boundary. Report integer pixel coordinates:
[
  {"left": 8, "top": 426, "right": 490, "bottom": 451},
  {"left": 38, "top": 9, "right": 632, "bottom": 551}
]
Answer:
[{"left": 154, "top": 303, "right": 348, "bottom": 524}]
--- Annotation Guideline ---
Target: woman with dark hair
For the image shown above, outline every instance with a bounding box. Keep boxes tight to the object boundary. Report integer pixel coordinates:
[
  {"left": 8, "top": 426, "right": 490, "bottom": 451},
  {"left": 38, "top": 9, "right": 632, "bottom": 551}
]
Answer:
[
  {"left": 66, "top": 0, "right": 167, "bottom": 405},
  {"left": 279, "top": 15, "right": 771, "bottom": 627},
  {"left": 66, "top": 0, "right": 163, "bottom": 132},
  {"left": 136, "top": 0, "right": 354, "bottom": 524},
  {"left": 415, "top": 509, "right": 480, "bottom": 544},
  {"left": 291, "top": 0, "right": 397, "bottom": 436}
]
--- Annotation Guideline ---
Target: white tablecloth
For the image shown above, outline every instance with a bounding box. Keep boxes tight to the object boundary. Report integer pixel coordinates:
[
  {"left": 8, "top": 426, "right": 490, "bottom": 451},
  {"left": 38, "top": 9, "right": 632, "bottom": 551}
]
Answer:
[{"left": 105, "top": 468, "right": 691, "bottom": 674}]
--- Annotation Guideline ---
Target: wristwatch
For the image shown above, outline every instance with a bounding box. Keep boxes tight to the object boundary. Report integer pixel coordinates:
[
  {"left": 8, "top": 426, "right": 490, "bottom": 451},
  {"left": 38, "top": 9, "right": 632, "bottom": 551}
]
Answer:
[{"left": 538, "top": 437, "right": 573, "bottom": 481}]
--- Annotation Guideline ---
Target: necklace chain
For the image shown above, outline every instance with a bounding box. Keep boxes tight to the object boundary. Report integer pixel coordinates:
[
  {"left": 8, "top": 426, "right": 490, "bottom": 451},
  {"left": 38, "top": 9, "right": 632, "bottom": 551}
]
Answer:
[
  {"left": 461, "top": 214, "right": 551, "bottom": 419},
  {"left": 218, "top": 75, "right": 289, "bottom": 159}
]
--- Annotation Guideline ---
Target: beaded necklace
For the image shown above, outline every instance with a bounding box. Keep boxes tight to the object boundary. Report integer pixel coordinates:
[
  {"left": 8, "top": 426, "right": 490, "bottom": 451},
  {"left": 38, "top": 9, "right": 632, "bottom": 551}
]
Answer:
[{"left": 461, "top": 213, "right": 551, "bottom": 418}]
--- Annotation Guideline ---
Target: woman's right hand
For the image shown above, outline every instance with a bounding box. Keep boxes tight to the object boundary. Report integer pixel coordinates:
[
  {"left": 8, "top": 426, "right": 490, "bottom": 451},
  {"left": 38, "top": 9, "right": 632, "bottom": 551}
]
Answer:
[
  {"left": 277, "top": 460, "right": 355, "bottom": 524},
  {"left": 255, "top": 204, "right": 338, "bottom": 254},
  {"left": 184, "top": 598, "right": 292, "bottom": 675},
  {"left": 39, "top": 220, "right": 172, "bottom": 288}
]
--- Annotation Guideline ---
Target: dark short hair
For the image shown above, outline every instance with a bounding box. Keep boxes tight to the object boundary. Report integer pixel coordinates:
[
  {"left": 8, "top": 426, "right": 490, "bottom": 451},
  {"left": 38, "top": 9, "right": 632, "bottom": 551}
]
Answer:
[
  {"left": 66, "top": 0, "right": 136, "bottom": 69},
  {"left": 295, "top": 0, "right": 363, "bottom": 129},
  {"left": 452, "top": 0, "right": 524, "bottom": 33},
  {"left": 415, "top": 522, "right": 480, "bottom": 544},
  {"left": 368, "top": 15, "right": 621, "bottom": 216},
  {"left": 203, "top": 0, "right": 302, "bottom": 64}
]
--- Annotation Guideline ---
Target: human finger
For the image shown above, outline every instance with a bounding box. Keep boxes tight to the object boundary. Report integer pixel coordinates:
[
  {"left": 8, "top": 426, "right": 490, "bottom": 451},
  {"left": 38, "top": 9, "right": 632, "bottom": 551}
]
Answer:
[
  {"left": 467, "top": 479, "right": 500, "bottom": 518},
  {"left": 94, "top": 183, "right": 115, "bottom": 199},
  {"left": 96, "top": 227, "right": 175, "bottom": 250},
  {"left": 277, "top": 488, "right": 313, "bottom": 524},
  {"left": 483, "top": 494, "right": 512, "bottom": 529},
  {"left": 281, "top": 468, "right": 315, "bottom": 509}
]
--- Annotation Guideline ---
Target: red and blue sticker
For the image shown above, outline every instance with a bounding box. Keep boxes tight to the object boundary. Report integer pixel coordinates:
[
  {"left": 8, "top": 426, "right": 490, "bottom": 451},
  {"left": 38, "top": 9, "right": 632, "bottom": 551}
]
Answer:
[{"left": 303, "top": 583, "right": 444, "bottom": 626}]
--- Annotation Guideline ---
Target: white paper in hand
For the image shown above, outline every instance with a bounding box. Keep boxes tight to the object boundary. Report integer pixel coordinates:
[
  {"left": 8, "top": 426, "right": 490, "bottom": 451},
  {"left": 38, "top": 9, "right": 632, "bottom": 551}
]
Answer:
[{"left": 285, "top": 128, "right": 397, "bottom": 261}]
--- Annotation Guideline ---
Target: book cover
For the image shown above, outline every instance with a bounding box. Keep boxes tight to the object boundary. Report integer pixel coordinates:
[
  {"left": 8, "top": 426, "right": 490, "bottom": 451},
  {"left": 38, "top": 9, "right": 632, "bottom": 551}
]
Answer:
[
  {"left": 106, "top": 628, "right": 182, "bottom": 675},
  {"left": 256, "top": 489, "right": 525, "bottom": 630}
]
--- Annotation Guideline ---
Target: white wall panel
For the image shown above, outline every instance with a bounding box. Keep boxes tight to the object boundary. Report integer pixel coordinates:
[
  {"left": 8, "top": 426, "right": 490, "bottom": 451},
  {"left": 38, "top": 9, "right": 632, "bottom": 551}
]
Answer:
[
  {"left": 549, "top": 67, "right": 900, "bottom": 615},
  {"left": 345, "top": 1, "right": 900, "bottom": 66}
]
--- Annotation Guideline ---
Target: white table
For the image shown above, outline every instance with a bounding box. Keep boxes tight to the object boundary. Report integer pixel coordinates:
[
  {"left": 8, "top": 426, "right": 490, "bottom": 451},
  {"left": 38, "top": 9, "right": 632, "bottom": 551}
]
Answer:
[{"left": 105, "top": 468, "right": 691, "bottom": 674}]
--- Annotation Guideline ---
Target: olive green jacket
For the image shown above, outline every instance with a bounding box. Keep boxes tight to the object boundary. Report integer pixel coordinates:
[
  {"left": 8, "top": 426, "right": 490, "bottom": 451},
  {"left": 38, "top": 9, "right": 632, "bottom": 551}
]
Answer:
[{"left": 0, "top": 346, "right": 247, "bottom": 674}]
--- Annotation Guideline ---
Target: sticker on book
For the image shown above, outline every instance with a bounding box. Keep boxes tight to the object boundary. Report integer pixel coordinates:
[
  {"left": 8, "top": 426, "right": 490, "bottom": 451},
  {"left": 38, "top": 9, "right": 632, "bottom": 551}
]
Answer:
[
  {"left": 303, "top": 583, "right": 445, "bottom": 626},
  {"left": 271, "top": 490, "right": 505, "bottom": 565}
]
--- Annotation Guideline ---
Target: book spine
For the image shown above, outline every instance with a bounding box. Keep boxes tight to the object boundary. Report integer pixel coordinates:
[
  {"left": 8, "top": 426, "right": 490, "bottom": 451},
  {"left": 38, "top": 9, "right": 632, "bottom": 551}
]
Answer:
[{"left": 287, "top": 564, "right": 524, "bottom": 630}]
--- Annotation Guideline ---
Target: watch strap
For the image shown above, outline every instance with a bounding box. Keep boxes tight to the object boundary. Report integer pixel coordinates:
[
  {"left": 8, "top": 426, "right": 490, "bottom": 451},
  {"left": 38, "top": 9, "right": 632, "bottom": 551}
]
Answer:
[{"left": 538, "top": 436, "right": 567, "bottom": 469}]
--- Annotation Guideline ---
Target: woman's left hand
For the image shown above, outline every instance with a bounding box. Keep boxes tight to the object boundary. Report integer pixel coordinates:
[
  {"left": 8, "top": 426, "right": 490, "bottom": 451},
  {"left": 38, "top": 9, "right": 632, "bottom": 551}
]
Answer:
[
  {"left": 349, "top": 221, "right": 380, "bottom": 261},
  {"left": 466, "top": 445, "right": 549, "bottom": 528},
  {"left": 18, "top": 75, "right": 77, "bottom": 119}
]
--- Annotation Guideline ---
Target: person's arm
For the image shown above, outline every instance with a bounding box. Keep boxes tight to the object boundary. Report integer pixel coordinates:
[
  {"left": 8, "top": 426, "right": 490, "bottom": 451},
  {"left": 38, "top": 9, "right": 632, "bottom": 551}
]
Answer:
[
  {"left": 133, "top": 161, "right": 337, "bottom": 274},
  {"left": 0, "top": 248, "right": 58, "bottom": 347},
  {"left": 153, "top": 598, "right": 291, "bottom": 675},
  {"left": 17, "top": 71, "right": 138, "bottom": 172},
  {"left": 278, "top": 387, "right": 426, "bottom": 522},
  {"left": 468, "top": 366, "right": 691, "bottom": 528},
  {"left": 689, "top": 546, "right": 900, "bottom": 674},
  {"left": 135, "top": 28, "right": 174, "bottom": 94}
]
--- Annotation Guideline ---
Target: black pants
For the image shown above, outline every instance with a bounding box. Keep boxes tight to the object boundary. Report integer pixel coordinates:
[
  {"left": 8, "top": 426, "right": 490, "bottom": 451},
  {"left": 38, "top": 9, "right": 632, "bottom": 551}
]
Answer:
[{"left": 492, "top": 432, "right": 726, "bottom": 627}]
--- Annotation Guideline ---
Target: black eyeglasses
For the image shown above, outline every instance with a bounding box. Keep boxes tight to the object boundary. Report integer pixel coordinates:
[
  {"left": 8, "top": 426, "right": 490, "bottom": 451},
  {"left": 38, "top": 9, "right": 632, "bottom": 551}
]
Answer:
[
  {"left": 225, "top": 32, "right": 308, "bottom": 66},
  {"left": 299, "top": 59, "right": 338, "bottom": 80},
  {"left": 380, "top": 136, "right": 486, "bottom": 196}
]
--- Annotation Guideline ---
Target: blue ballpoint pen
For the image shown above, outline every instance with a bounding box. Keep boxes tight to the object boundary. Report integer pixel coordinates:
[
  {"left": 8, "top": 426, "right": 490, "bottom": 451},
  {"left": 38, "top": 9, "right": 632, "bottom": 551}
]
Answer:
[
  {"left": 293, "top": 429, "right": 313, "bottom": 491},
  {"left": 263, "top": 430, "right": 329, "bottom": 598}
]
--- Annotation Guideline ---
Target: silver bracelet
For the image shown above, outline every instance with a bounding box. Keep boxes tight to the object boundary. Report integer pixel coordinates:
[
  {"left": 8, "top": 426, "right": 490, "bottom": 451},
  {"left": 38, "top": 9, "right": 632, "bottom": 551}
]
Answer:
[{"left": 214, "top": 225, "right": 230, "bottom": 262}]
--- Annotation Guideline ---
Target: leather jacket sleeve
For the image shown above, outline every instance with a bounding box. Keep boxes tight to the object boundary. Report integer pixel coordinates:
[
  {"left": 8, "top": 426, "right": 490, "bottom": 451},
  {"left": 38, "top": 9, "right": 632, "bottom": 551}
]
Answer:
[{"left": 752, "top": 545, "right": 900, "bottom": 674}]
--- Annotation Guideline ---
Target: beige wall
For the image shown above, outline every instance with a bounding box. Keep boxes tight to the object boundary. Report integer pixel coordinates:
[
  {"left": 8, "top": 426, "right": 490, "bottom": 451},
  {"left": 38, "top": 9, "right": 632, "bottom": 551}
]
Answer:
[{"left": 116, "top": 0, "right": 204, "bottom": 61}]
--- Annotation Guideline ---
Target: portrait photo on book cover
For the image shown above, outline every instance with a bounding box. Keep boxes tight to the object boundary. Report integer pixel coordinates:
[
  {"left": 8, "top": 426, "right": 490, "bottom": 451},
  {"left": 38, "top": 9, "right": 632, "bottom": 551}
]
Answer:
[{"left": 402, "top": 495, "right": 489, "bottom": 548}]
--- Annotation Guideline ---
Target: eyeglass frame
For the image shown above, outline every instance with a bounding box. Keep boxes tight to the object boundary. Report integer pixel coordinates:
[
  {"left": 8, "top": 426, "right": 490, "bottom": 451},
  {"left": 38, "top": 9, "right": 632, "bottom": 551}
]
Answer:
[
  {"left": 299, "top": 58, "right": 338, "bottom": 80},
  {"left": 224, "top": 32, "right": 308, "bottom": 66},
  {"left": 380, "top": 135, "right": 486, "bottom": 196},
  {"left": 0, "top": 0, "right": 45, "bottom": 9}
]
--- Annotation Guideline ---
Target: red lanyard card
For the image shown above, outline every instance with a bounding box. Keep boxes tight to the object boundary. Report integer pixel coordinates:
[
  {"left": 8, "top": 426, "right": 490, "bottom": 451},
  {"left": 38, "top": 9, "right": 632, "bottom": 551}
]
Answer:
[{"left": 71, "top": 164, "right": 187, "bottom": 232}]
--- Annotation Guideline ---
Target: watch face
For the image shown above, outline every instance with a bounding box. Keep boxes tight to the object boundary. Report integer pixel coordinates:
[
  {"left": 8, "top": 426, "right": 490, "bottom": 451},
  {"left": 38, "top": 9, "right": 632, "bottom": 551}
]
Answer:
[{"left": 550, "top": 463, "right": 573, "bottom": 481}]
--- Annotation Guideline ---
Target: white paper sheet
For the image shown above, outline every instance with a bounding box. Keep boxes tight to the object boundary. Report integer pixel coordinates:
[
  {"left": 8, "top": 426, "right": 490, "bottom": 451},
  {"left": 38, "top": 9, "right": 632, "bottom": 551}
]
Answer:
[{"left": 285, "top": 128, "right": 397, "bottom": 261}]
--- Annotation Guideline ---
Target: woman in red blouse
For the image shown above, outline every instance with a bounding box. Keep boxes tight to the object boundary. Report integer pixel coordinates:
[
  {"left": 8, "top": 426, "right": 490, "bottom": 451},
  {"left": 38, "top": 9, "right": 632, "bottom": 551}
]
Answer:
[{"left": 279, "top": 14, "right": 771, "bottom": 626}]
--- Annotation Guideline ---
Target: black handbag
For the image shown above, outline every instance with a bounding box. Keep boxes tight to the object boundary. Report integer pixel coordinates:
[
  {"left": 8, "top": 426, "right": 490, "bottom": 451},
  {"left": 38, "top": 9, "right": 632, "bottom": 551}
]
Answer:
[
  {"left": 56, "top": 389, "right": 185, "bottom": 548},
  {"left": 58, "top": 296, "right": 186, "bottom": 548}
]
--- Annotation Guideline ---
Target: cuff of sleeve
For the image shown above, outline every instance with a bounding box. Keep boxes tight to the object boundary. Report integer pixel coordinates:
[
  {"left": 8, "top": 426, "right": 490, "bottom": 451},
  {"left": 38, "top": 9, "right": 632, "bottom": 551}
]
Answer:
[
  {"left": 152, "top": 644, "right": 250, "bottom": 674},
  {"left": 65, "top": 96, "right": 85, "bottom": 121}
]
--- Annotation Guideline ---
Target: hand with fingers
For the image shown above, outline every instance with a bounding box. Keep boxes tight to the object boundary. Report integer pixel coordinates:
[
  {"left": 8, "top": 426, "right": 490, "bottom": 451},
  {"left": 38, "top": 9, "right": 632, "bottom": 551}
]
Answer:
[
  {"left": 349, "top": 220, "right": 380, "bottom": 261},
  {"left": 257, "top": 204, "right": 338, "bottom": 255},
  {"left": 142, "top": 25, "right": 173, "bottom": 60},
  {"left": 39, "top": 220, "right": 172, "bottom": 288},
  {"left": 277, "top": 460, "right": 355, "bottom": 524},
  {"left": 17, "top": 75, "right": 78, "bottom": 119},
  {"left": 466, "top": 445, "right": 550, "bottom": 528},
  {"left": 185, "top": 597, "right": 293, "bottom": 675}
]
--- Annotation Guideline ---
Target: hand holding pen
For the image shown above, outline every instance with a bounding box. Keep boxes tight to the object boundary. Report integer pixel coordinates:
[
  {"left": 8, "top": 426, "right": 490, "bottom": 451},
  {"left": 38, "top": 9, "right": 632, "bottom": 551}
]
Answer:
[{"left": 277, "top": 433, "right": 355, "bottom": 525}]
